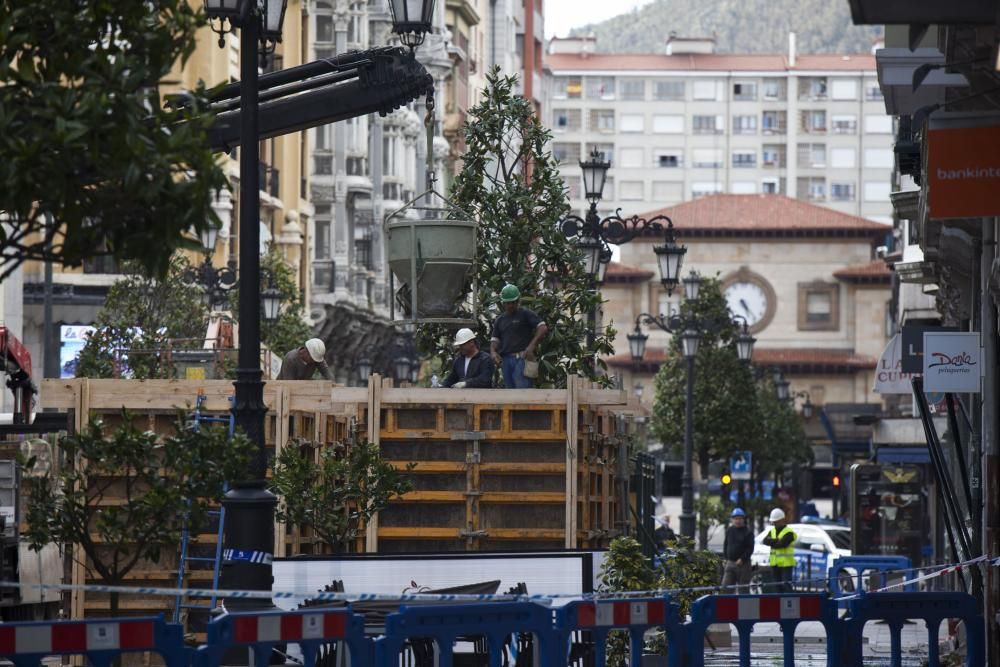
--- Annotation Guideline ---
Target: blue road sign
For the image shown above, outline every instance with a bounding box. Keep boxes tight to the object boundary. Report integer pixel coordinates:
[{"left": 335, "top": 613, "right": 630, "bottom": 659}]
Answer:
[{"left": 730, "top": 451, "right": 752, "bottom": 480}]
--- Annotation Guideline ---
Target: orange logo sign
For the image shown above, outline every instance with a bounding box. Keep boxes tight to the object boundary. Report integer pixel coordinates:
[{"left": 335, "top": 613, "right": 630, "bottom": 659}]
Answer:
[{"left": 928, "top": 125, "right": 1000, "bottom": 219}]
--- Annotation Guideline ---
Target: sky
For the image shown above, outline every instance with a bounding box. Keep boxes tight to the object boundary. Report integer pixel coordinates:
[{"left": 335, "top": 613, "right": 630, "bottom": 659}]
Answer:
[{"left": 543, "top": 0, "right": 655, "bottom": 39}]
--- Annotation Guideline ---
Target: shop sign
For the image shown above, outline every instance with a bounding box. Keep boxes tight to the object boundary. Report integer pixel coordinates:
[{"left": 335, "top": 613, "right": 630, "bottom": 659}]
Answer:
[
  {"left": 901, "top": 325, "right": 958, "bottom": 373},
  {"left": 874, "top": 334, "right": 918, "bottom": 393},
  {"left": 922, "top": 332, "right": 981, "bottom": 393},
  {"left": 928, "top": 123, "right": 1000, "bottom": 219}
]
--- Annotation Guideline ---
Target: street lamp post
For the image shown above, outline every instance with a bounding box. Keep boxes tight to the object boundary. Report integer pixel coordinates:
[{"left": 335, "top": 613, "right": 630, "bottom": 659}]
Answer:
[{"left": 627, "top": 273, "right": 756, "bottom": 540}]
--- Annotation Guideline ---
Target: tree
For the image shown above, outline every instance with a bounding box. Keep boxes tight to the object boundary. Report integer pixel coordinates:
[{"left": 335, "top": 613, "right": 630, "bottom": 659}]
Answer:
[
  {"left": 75, "top": 256, "right": 209, "bottom": 379},
  {"left": 0, "top": 2, "right": 227, "bottom": 280},
  {"left": 752, "top": 378, "right": 813, "bottom": 508},
  {"left": 418, "top": 69, "right": 614, "bottom": 387},
  {"left": 270, "top": 439, "right": 413, "bottom": 551},
  {"left": 20, "top": 412, "right": 254, "bottom": 616}
]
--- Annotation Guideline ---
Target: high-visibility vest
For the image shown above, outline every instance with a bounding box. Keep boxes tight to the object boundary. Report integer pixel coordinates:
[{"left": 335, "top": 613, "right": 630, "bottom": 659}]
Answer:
[{"left": 768, "top": 525, "right": 797, "bottom": 567}]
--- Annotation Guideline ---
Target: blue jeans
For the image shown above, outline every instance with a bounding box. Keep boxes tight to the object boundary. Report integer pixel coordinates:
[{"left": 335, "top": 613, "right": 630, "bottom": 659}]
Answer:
[{"left": 502, "top": 354, "right": 534, "bottom": 388}]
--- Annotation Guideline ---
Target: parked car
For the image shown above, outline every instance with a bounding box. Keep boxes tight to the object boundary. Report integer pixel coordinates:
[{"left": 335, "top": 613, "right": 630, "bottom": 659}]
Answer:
[{"left": 749, "top": 522, "right": 852, "bottom": 591}]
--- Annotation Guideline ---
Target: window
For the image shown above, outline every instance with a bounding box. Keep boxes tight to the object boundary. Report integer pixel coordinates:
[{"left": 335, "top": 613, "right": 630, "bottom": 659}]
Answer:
[
  {"left": 864, "top": 182, "right": 892, "bottom": 202},
  {"left": 865, "top": 115, "right": 892, "bottom": 133},
  {"left": 831, "top": 79, "right": 858, "bottom": 100},
  {"left": 864, "top": 148, "right": 894, "bottom": 169},
  {"left": 693, "top": 114, "right": 723, "bottom": 134},
  {"left": 762, "top": 110, "right": 786, "bottom": 133},
  {"left": 831, "top": 182, "right": 856, "bottom": 201},
  {"left": 831, "top": 114, "right": 858, "bottom": 134},
  {"left": 654, "top": 149, "right": 683, "bottom": 168},
  {"left": 800, "top": 77, "right": 828, "bottom": 100},
  {"left": 314, "top": 124, "right": 331, "bottom": 151},
  {"left": 586, "top": 76, "right": 615, "bottom": 99},
  {"left": 620, "top": 114, "right": 644, "bottom": 133},
  {"left": 797, "top": 143, "right": 826, "bottom": 168},
  {"left": 830, "top": 147, "right": 856, "bottom": 169},
  {"left": 553, "top": 109, "right": 581, "bottom": 132},
  {"left": 692, "top": 182, "right": 723, "bottom": 198},
  {"left": 798, "top": 282, "right": 839, "bottom": 330},
  {"left": 796, "top": 177, "right": 826, "bottom": 200},
  {"left": 619, "top": 181, "right": 644, "bottom": 200},
  {"left": 553, "top": 76, "right": 582, "bottom": 99},
  {"left": 733, "top": 82, "right": 757, "bottom": 100},
  {"left": 315, "top": 219, "right": 331, "bottom": 258},
  {"left": 731, "top": 181, "right": 756, "bottom": 194},
  {"left": 733, "top": 115, "right": 757, "bottom": 134},
  {"left": 761, "top": 178, "right": 780, "bottom": 194},
  {"left": 552, "top": 142, "right": 581, "bottom": 163},
  {"left": 653, "top": 115, "right": 684, "bottom": 133},
  {"left": 762, "top": 145, "right": 785, "bottom": 167},
  {"left": 619, "top": 147, "right": 644, "bottom": 168},
  {"left": 762, "top": 79, "right": 785, "bottom": 100},
  {"left": 693, "top": 80, "right": 720, "bottom": 100},
  {"left": 653, "top": 80, "right": 685, "bottom": 100},
  {"left": 620, "top": 79, "right": 645, "bottom": 101},
  {"left": 652, "top": 181, "right": 683, "bottom": 201},
  {"left": 865, "top": 81, "right": 883, "bottom": 102},
  {"left": 692, "top": 148, "right": 723, "bottom": 168},
  {"left": 802, "top": 110, "right": 827, "bottom": 133},
  {"left": 314, "top": 155, "right": 333, "bottom": 175},
  {"left": 316, "top": 15, "right": 334, "bottom": 42},
  {"left": 564, "top": 176, "right": 581, "bottom": 199},
  {"left": 732, "top": 151, "right": 757, "bottom": 168},
  {"left": 590, "top": 109, "right": 615, "bottom": 132}
]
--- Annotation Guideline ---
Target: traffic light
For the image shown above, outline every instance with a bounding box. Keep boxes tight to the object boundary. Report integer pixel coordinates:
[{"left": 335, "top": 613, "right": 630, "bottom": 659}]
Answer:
[
  {"left": 721, "top": 472, "right": 732, "bottom": 486},
  {"left": 720, "top": 471, "right": 732, "bottom": 500},
  {"left": 832, "top": 474, "right": 841, "bottom": 488}
]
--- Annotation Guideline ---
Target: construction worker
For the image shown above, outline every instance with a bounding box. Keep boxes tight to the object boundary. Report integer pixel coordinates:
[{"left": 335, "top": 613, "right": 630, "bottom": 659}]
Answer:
[
  {"left": 762, "top": 508, "right": 797, "bottom": 592},
  {"left": 489, "top": 284, "right": 548, "bottom": 388},
  {"left": 277, "top": 338, "right": 334, "bottom": 380},
  {"left": 721, "top": 507, "right": 754, "bottom": 593},
  {"left": 440, "top": 328, "right": 494, "bottom": 388}
]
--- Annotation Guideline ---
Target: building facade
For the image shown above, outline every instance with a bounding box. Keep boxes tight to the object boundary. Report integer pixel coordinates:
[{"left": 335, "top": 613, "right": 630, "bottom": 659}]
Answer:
[{"left": 545, "top": 35, "right": 894, "bottom": 223}]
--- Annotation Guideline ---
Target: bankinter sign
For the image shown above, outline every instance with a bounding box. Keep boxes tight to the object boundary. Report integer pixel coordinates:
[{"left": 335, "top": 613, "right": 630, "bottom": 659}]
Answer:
[{"left": 927, "top": 124, "right": 1000, "bottom": 219}]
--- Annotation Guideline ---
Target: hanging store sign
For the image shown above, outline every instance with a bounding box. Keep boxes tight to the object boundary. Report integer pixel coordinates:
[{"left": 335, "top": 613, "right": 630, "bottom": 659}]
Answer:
[
  {"left": 927, "top": 120, "right": 1000, "bottom": 219},
  {"left": 873, "top": 334, "right": 919, "bottom": 393},
  {"left": 901, "top": 325, "right": 958, "bottom": 373},
  {"left": 922, "top": 332, "right": 981, "bottom": 392}
]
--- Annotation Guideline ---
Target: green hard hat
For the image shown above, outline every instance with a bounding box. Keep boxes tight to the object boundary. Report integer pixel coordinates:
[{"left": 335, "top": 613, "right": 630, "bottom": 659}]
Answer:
[{"left": 500, "top": 284, "right": 521, "bottom": 302}]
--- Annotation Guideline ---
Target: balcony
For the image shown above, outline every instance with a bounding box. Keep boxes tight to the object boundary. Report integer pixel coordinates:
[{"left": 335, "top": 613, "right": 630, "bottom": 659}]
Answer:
[{"left": 259, "top": 162, "right": 280, "bottom": 199}]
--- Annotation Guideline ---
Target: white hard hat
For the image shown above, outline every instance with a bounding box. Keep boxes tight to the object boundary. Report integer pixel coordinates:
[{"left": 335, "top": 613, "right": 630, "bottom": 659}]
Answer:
[
  {"left": 452, "top": 328, "right": 476, "bottom": 347},
  {"left": 305, "top": 338, "right": 326, "bottom": 362},
  {"left": 769, "top": 508, "right": 786, "bottom": 523}
]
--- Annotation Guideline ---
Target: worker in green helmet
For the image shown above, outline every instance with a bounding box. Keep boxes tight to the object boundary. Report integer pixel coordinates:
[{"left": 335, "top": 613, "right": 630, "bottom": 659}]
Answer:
[{"left": 490, "top": 284, "right": 548, "bottom": 388}]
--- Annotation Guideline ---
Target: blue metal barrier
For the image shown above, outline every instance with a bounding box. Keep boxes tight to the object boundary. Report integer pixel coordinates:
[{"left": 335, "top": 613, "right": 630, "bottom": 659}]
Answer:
[
  {"left": 0, "top": 615, "right": 185, "bottom": 667},
  {"left": 685, "top": 593, "right": 844, "bottom": 667},
  {"left": 829, "top": 555, "right": 915, "bottom": 597},
  {"left": 196, "top": 608, "right": 370, "bottom": 667},
  {"left": 373, "top": 601, "right": 558, "bottom": 667},
  {"left": 554, "top": 597, "right": 683, "bottom": 667},
  {"left": 841, "top": 592, "right": 984, "bottom": 667}
]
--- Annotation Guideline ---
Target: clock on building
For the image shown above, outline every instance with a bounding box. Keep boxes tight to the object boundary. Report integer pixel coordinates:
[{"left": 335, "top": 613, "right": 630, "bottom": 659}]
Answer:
[{"left": 723, "top": 269, "right": 776, "bottom": 333}]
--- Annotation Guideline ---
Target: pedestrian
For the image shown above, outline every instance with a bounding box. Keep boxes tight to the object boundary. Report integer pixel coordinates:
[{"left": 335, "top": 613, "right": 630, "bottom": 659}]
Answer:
[
  {"left": 721, "top": 507, "right": 754, "bottom": 593},
  {"left": 440, "top": 328, "right": 494, "bottom": 388},
  {"left": 489, "top": 284, "right": 549, "bottom": 388},
  {"left": 762, "top": 508, "right": 797, "bottom": 593},
  {"left": 654, "top": 515, "right": 676, "bottom": 551},
  {"left": 276, "top": 338, "right": 334, "bottom": 380}
]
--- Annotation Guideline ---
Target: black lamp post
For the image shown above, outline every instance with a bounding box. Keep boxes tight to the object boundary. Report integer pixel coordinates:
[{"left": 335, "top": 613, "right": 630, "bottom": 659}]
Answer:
[
  {"left": 794, "top": 391, "right": 814, "bottom": 419},
  {"left": 627, "top": 271, "right": 756, "bottom": 540},
  {"left": 357, "top": 356, "right": 373, "bottom": 385}
]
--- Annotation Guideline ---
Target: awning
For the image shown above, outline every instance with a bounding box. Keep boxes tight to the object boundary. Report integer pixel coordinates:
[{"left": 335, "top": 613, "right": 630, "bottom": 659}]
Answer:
[{"left": 874, "top": 446, "right": 931, "bottom": 464}]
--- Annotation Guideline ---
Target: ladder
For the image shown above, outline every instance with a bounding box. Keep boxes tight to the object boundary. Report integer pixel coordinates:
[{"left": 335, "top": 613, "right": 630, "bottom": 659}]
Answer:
[{"left": 173, "top": 392, "right": 234, "bottom": 627}]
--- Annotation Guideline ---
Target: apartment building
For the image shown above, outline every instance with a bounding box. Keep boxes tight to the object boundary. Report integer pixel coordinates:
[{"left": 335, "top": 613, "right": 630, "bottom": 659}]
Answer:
[{"left": 545, "top": 35, "right": 894, "bottom": 223}]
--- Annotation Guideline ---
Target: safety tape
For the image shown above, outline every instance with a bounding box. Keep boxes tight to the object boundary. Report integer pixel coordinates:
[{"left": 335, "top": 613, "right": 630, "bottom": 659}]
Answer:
[
  {"left": 833, "top": 554, "right": 992, "bottom": 601},
  {"left": 0, "top": 555, "right": 994, "bottom": 604},
  {"left": 223, "top": 549, "right": 273, "bottom": 565}
]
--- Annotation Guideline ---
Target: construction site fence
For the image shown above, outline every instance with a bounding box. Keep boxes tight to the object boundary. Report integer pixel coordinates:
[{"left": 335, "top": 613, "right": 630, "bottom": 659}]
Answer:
[{"left": 0, "top": 590, "right": 985, "bottom": 667}]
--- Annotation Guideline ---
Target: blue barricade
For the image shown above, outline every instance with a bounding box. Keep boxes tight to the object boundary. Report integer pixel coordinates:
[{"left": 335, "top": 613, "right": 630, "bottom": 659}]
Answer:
[
  {"left": 554, "top": 597, "right": 683, "bottom": 667},
  {"left": 0, "top": 615, "right": 185, "bottom": 667},
  {"left": 373, "top": 601, "right": 558, "bottom": 667},
  {"left": 829, "top": 555, "right": 915, "bottom": 598},
  {"left": 685, "top": 593, "right": 844, "bottom": 667},
  {"left": 196, "top": 607, "right": 370, "bottom": 667},
  {"left": 841, "top": 592, "right": 984, "bottom": 667}
]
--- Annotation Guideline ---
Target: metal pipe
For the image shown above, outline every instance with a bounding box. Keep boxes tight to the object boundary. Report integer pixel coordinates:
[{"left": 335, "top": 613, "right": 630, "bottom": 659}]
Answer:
[
  {"left": 680, "top": 354, "right": 696, "bottom": 539},
  {"left": 211, "top": 68, "right": 360, "bottom": 115},
  {"left": 42, "top": 212, "right": 54, "bottom": 379},
  {"left": 945, "top": 393, "right": 975, "bottom": 516}
]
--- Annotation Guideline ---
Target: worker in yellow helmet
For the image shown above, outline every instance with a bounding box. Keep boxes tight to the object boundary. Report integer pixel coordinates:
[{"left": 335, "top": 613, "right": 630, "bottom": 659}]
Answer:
[{"left": 762, "top": 508, "right": 797, "bottom": 592}]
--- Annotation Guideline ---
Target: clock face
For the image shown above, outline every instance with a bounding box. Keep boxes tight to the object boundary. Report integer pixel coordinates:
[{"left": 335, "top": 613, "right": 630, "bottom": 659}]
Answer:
[{"left": 725, "top": 281, "right": 770, "bottom": 328}]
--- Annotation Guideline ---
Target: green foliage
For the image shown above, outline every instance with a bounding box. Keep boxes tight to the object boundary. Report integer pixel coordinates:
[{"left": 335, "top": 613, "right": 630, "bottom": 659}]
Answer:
[
  {"left": 75, "top": 256, "right": 209, "bottom": 379},
  {"left": 656, "top": 536, "right": 722, "bottom": 618},
  {"left": 270, "top": 439, "right": 413, "bottom": 551},
  {"left": 418, "top": 68, "right": 614, "bottom": 387},
  {"left": 695, "top": 494, "right": 732, "bottom": 545},
  {"left": 20, "top": 412, "right": 253, "bottom": 613},
  {"left": 599, "top": 536, "right": 660, "bottom": 594},
  {"left": 753, "top": 379, "right": 813, "bottom": 480},
  {"left": 571, "top": 0, "right": 882, "bottom": 55},
  {"left": 650, "top": 278, "right": 761, "bottom": 468},
  {"left": 0, "top": 1, "right": 228, "bottom": 280}
]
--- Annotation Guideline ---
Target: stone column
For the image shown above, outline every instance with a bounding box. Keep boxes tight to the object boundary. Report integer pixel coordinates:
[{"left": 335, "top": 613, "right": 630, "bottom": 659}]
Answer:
[{"left": 332, "top": 0, "right": 352, "bottom": 302}]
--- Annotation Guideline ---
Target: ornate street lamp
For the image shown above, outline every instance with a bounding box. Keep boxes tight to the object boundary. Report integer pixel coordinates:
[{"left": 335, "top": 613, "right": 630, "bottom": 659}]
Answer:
[
  {"left": 395, "top": 356, "right": 412, "bottom": 384},
  {"left": 682, "top": 270, "right": 702, "bottom": 302},
  {"left": 794, "top": 391, "right": 814, "bottom": 419},
  {"left": 680, "top": 329, "right": 702, "bottom": 359},
  {"left": 627, "top": 328, "right": 648, "bottom": 364},
  {"left": 634, "top": 382, "right": 644, "bottom": 400},
  {"left": 261, "top": 286, "right": 282, "bottom": 322},
  {"left": 775, "top": 374, "right": 791, "bottom": 402},
  {"left": 580, "top": 149, "right": 611, "bottom": 204},
  {"left": 653, "top": 224, "right": 686, "bottom": 295},
  {"left": 387, "top": 0, "right": 437, "bottom": 49},
  {"left": 733, "top": 319, "right": 756, "bottom": 364},
  {"left": 199, "top": 224, "right": 220, "bottom": 255},
  {"left": 578, "top": 236, "right": 605, "bottom": 280}
]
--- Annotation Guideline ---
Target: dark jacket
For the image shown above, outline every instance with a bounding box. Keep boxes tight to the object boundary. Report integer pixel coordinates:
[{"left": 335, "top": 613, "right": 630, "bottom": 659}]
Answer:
[
  {"left": 441, "top": 350, "right": 494, "bottom": 388},
  {"left": 277, "top": 348, "right": 334, "bottom": 380},
  {"left": 723, "top": 524, "right": 755, "bottom": 562}
]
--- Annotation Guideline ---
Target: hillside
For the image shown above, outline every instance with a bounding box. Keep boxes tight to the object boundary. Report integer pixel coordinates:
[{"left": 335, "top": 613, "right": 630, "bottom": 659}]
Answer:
[{"left": 569, "top": 0, "right": 882, "bottom": 54}]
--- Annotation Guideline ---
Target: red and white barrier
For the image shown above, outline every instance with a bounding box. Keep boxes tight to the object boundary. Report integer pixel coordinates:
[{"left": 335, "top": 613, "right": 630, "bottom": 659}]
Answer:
[
  {"left": 575, "top": 599, "right": 667, "bottom": 627},
  {"left": 231, "top": 611, "right": 348, "bottom": 643},
  {"left": 0, "top": 620, "right": 156, "bottom": 653},
  {"left": 713, "top": 595, "right": 823, "bottom": 622}
]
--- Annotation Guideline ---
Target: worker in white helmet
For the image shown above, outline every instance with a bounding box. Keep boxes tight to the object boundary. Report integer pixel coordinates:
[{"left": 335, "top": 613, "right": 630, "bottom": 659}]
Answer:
[
  {"left": 440, "top": 328, "right": 494, "bottom": 389},
  {"left": 277, "top": 338, "right": 334, "bottom": 380},
  {"left": 762, "top": 507, "right": 797, "bottom": 592}
]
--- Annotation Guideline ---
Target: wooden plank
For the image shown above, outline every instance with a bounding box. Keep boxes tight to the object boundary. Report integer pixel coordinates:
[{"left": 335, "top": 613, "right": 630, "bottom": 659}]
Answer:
[
  {"left": 365, "top": 376, "right": 382, "bottom": 552},
  {"left": 387, "top": 461, "right": 466, "bottom": 473},
  {"left": 565, "top": 375, "right": 578, "bottom": 548},
  {"left": 273, "top": 385, "right": 290, "bottom": 558},
  {"left": 381, "top": 388, "right": 568, "bottom": 405},
  {"left": 377, "top": 527, "right": 565, "bottom": 540}
]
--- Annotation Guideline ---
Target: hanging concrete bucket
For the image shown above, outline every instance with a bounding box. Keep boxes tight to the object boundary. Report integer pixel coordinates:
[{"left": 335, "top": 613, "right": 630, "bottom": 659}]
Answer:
[{"left": 385, "top": 192, "right": 477, "bottom": 323}]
